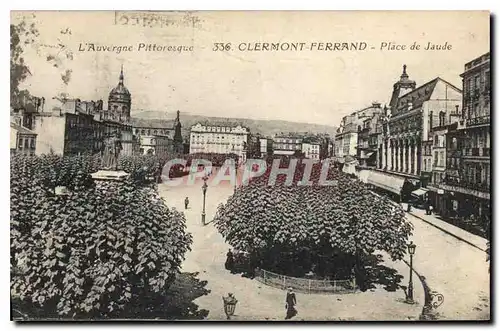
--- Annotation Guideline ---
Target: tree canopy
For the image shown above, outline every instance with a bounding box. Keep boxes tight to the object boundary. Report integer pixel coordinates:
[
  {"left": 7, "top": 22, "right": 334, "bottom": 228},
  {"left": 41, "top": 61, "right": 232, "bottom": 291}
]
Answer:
[
  {"left": 11, "top": 18, "right": 38, "bottom": 108},
  {"left": 214, "top": 158, "right": 412, "bottom": 278},
  {"left": 11, "top": 154, "right": 192, "bottom": 318}
]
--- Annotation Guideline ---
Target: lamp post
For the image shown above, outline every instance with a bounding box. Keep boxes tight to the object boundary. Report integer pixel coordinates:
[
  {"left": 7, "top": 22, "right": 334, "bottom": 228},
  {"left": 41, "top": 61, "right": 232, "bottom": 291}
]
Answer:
[
  {"left": 201, "top": 176, "right": 208, "bottom": 226},
  {"left": 234, "top": 160, "right": 238, "bottom": 192},
  {"left": 222, "top": 293, "right": 238, "bottom": 320},
  {"left": 406, "top": 241, "right": 417, "bottom": 304}
]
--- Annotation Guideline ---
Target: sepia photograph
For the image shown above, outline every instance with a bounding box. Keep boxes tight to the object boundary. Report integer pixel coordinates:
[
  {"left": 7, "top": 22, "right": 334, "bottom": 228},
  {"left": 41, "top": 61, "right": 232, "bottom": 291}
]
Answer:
[{"left": 9, "top": 10, "right": 491, "bottom": 322}]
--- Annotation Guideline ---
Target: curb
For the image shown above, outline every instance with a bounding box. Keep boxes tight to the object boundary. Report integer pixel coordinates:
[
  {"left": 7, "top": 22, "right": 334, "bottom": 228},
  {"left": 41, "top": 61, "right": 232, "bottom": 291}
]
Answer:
[{"left": 408, "top": 212, "right": 485, "bottom": 252}]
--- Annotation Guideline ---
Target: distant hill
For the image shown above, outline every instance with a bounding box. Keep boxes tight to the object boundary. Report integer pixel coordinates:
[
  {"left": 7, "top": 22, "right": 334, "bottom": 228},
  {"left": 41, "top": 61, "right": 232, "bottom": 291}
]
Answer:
[{"left": 132, "top": 110, "right": 338, "bottom": 138}]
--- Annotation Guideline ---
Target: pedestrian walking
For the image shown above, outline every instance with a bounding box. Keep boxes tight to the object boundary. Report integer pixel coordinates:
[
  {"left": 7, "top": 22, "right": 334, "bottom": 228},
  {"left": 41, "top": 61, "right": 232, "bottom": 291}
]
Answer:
[
  {"left": 285, "top": 287, "right": 297, "bottom": 320},
  {"left": 429, "top": 204, "right": 434, "bottom": 215},
  {"left": 406, "top": 202, "right": 412, "bottom": 212},
  {"left": 184, "top": 197, "right": 189, "bottom": 210},
  {"left": 225, "top": 249, "right": 234, "bottom": 272}
]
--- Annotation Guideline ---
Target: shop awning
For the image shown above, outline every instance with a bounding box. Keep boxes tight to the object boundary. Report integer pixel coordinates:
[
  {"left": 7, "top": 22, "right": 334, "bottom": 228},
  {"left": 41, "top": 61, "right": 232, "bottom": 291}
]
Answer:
[
  {"left": 360, "top": 152, "right": 375, "bottom": 159},
  {"left": 366, "top": 171, "right": 405, "bottom": 195},
  {"left": 411, "top": 188, "right": 429, "bottom": 198}
]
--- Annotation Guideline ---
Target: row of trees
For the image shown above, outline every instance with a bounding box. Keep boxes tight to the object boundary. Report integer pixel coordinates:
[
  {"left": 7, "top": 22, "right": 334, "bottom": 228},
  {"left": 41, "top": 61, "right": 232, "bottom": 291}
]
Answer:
[
  {"left": 214, "top": 158, "right": 412, "bottom": 285},
  {"left": 184, "top": 153, "right": 239, "bottom": 167},
  {"left": 11, "top": 154, "right": 192, "bottom": 319}
]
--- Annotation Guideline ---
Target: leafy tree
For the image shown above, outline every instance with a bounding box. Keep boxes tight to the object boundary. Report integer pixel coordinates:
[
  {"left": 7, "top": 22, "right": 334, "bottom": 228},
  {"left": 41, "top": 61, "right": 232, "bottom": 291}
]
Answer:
[
  {"left": 185, "top": 153, "right": 239, "bottom": 167},
  {"left": 214, "top": 158, "right": 412, "bottom": 282},
  {"left": 11, "top": 16, "right": 39, "bottom": 108},
  {"left": 11, "top": 154, "right": 192, "bottom": 318}
]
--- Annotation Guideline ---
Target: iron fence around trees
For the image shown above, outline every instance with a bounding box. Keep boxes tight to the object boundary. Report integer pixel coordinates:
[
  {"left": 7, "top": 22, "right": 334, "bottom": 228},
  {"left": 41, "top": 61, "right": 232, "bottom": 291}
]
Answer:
[{"left": 254, "top": 268, "right": 357, "bottom": 294}]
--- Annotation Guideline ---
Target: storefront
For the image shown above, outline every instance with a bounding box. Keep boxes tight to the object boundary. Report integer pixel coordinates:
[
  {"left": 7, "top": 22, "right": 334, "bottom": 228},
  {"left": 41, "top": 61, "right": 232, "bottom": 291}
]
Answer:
[
  {"left": 426, "top": 185, "right": 446, "bottom": 215},
  {"left": 365, "top": 170, "right": 406, "bottom": 202},
  {"left": 441, "top": 190, "right": 491, "bottom": 220}
]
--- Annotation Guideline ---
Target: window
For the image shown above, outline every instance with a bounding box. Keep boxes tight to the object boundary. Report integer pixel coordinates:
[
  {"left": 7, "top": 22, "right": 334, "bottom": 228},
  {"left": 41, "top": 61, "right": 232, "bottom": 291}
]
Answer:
[
  {"left": 474, "top": 75, "right": 480, "bottom": 90},
  {"left": 475, "top": 164, "right": 482, "bottom": 183},
  {"left": 473, "top": 103, "right": 479, "bottom": 118},
  {"left": 466, "top": 78, "right": 472, "bottom": 93},
  {"left": 485, "top": 71, "right": 490, "bottom": 90}
]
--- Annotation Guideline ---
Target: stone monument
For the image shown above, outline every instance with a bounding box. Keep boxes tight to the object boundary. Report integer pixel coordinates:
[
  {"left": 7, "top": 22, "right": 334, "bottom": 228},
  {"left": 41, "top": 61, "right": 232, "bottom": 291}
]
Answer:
[{"left": 91, "top": 131, "right": 129, "bottom": 181}]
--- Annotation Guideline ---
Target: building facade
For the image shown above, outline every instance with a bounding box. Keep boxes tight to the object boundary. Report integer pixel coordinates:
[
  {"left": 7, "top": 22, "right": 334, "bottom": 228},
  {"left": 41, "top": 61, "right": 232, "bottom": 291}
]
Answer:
[
  {"left": 302, "top": 140, "right": 321, "bottom": 160},
  {"left": 439, "top": 52, "right": 490, "bottom": 226},
  {"left": 139, "top": 135, "right": 173, "bottom": 158},
  {"left": 10, "top": 122, "right": 37, "bottom": 156},
  {"left": 259, "top": 137, "right": 270, "bottom": 158},
  {"left": 189, "top": 122, "right": 249, "bottom": 162},
  {"left": 357, "top": 104, "right": 383, "bottom": 168},
  {"left": 335, "top": 103, "right": 382, "bottom": 162},
  {"left": 375, "top": 65, "right": 462, "bottom": 201},
  {"left": 273, "top": 133, "right": 303, "bottom": 156},
  {"left": 131, "top": 110, "right": 183, "bottom": 154},
  {"left": 32, "top": 99, "right": 135, "bottom": 156}
]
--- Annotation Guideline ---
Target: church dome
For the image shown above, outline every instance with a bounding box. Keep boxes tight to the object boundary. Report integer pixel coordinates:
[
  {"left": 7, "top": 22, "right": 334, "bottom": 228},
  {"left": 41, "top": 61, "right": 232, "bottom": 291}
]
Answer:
[{"left": 108, "top": 67, "right": 131, "bottom": 102}]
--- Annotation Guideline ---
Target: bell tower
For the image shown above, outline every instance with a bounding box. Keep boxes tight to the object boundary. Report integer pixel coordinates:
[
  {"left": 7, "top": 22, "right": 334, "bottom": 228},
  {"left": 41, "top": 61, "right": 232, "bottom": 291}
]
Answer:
[
  {"left": 107, "top": 65, "right": 131, "bottom": 122},
  {"left": 389, "top": 64, "right": 416, "bottom": 111}
]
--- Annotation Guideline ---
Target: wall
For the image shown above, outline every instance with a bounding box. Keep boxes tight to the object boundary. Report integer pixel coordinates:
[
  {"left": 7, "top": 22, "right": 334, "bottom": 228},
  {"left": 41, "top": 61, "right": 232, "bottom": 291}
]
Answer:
[
  {"left": 10, "top": 127, "right": 18, "bottom": 150},
  {"left": 33, "top": 115, "right": 66, "bottom": 155}
]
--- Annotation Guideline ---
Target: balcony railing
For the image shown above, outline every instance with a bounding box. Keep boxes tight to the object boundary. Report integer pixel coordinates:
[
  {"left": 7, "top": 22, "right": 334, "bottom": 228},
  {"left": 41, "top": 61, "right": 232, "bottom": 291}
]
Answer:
[
  {"left": 466, "top": 115, "right": 490, "bottom": 127},
  {"left": 444, "top": 177, "right": 490, "bottom": 192},
  {"left": 462, "top": 147, "right": 490, "bottom": 157}
]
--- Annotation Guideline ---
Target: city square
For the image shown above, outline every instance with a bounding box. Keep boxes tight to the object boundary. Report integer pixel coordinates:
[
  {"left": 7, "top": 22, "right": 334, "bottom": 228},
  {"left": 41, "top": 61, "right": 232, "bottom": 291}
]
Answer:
[
  {"left": 10, "top": 11, "right": 490, "bottom": 322},
  {"left": 156, "top": 172, "right": 489, "bottom": 321}
]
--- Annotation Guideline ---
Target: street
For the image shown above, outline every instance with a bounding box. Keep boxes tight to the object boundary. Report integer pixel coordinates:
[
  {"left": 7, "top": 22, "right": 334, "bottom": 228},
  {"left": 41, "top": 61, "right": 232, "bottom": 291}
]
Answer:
[
  {"left": 159, "top": 177, "right": 424, "bottom": 321},
  {"left": 406, "top": 211, "right": 490, "bottom": 320},
  {"left": 157, "top": 176, "right": 489, "bottom": 320}
]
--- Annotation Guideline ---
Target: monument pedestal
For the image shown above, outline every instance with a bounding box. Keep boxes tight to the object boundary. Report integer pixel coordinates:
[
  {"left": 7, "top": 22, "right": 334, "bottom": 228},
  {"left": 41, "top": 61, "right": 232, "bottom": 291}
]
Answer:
[{"left": 91, "top": 170, "right": 130, "bottom": 181}]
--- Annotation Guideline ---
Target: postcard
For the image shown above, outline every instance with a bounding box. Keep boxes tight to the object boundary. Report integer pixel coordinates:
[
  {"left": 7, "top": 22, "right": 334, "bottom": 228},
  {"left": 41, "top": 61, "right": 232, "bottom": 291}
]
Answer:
[{"left": 10, "top": 10, "right": 490, "bottom": 321}]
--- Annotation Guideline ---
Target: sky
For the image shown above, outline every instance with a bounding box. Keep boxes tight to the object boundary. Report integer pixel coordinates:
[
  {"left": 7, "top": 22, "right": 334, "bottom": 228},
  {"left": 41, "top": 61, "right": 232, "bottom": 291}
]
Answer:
[{"left": 12, "top": 11, "right": 489, "bottom": 126}]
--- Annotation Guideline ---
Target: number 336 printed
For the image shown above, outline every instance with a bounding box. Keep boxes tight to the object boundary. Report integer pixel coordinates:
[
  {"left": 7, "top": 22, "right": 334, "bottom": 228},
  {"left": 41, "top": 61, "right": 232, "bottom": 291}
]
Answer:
[{"left": 213, "top": 43, "right": 232, "bottom": 51}]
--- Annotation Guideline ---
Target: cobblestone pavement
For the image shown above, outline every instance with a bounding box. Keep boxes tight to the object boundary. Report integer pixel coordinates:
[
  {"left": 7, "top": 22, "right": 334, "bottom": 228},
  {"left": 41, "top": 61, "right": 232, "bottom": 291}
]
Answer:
[
  {"left": 404, "top": 210, "right": 490, "bottom": 320},
  {"left": 158, "top": 178, "right": 424, "bottom": 321}
]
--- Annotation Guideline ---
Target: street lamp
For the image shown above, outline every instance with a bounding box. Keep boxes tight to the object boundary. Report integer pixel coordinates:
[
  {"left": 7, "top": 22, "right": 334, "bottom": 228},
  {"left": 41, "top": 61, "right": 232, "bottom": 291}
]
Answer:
[
  {"left": 201, "top": 176, "right": 208, "bottom": 226},
  {"left": 234, "top": 160, "right": 238, "bottom": 192},
  {"left": 406, "top": 241, "right": 417, "bottom": 304},
  {"left": 222, "top": 293, "right": 238, "bottom": 320}
]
